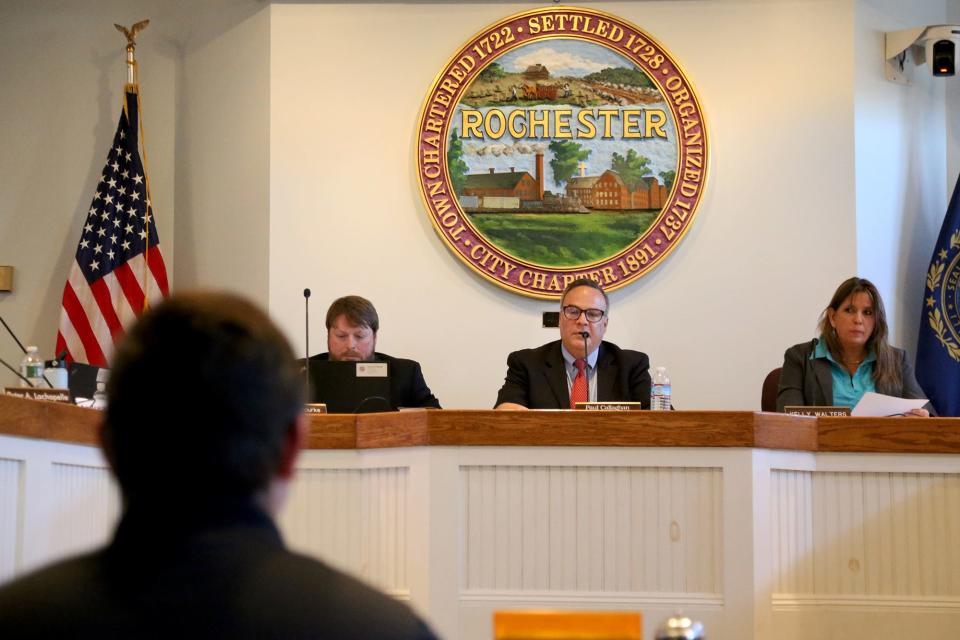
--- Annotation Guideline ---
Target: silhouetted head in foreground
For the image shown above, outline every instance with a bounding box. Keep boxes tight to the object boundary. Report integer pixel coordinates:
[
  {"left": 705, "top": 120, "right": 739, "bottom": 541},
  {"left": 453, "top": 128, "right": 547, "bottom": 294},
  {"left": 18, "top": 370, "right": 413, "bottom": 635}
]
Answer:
[{"left": 102, "top": 291, "right": 305, "bottom": 510}]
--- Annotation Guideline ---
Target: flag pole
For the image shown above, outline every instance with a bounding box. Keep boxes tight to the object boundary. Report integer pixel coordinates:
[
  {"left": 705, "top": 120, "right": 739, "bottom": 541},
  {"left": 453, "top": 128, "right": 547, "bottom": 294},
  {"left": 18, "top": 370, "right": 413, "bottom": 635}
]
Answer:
[
  {"left": 114, "top": 20, "right": 154, "bottom": 311},
  {"left": 125, "top": 33, "right": 136, "bottom": 86},
  {"left": 114, "top": 20, "right": 148, "bottom": 91}
]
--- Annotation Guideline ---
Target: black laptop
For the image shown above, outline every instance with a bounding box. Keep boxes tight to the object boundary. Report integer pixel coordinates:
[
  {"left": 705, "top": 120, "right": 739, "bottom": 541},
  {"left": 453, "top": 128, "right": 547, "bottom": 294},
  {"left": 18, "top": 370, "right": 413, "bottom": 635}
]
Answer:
[
  {"left": 68, "top": 362, "right": 102, "bottom": 402},
  {"left": 306, "top": 360, "right": 393, "bottom": 414}
]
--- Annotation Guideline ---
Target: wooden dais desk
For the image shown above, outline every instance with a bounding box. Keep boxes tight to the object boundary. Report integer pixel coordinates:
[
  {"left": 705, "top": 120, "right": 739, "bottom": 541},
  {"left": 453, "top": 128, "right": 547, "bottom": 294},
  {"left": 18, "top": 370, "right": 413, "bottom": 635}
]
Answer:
[{"left": 2, "top": 395, "right": 960, "bottom": 639}]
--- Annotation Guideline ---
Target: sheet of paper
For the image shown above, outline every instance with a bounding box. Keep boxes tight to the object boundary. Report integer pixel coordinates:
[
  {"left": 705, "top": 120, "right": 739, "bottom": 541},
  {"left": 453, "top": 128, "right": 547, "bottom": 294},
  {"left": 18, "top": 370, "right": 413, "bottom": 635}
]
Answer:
[{"left": 851, "top": 392, "right": 928, "bottom": 417}]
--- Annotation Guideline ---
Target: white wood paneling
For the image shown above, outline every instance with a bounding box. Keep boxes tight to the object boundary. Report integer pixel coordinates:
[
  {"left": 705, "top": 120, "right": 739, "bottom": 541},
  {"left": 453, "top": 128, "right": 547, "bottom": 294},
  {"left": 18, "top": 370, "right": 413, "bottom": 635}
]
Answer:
[
  {"left": 463, "top": 465, "right": 723, "bottom": 595},
  {"left": 47, "top": 462, "right": 120, "bottom": 561},
  {"left": 0, "top": 457, "right": 23, "bottom": 582},
  {"left": 281, "top": 466, "right": 409, "bottom": 595},
  {"left": 772, "top": 469, "right": 814, "bottom": 595},
  {"left": 772, "top": 469, "right": 960, "bottom": 606}
]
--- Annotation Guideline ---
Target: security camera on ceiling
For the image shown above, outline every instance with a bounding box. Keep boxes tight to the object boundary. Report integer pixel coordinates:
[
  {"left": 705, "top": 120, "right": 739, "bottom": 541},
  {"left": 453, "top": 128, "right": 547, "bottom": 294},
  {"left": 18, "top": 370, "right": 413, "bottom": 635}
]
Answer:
[{"left": 885, "top": 25, "right": 959, "bottom": 84}]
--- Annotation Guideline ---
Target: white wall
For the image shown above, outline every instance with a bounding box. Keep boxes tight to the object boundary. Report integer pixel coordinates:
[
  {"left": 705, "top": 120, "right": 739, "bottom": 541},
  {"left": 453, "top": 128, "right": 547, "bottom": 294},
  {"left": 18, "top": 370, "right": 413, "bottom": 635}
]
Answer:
[
  {"left": 854, "top": 0, "right": 952, "bottom": 353},
  {"left": 174, "top": 3, "right": 271, "bottom": 298},
  {"left": 268, "top": 1, "right": 860, "bottom": 409}
]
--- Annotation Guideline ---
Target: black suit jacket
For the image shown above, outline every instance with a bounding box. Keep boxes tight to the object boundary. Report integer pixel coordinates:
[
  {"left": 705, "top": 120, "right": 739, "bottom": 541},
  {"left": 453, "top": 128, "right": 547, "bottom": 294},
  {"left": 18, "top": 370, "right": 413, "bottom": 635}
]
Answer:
[
  {"left": 308, "top": 352, "right": 441, "bottom": 410},
  {"left": 495, "top": 340, "right": 651, "bottom": 409},
  {"left": 0, "top": 500, "right": 436, "bottom": 639},
  {"left": 776, "top": 339, "right": 933, "bottom": 413}
]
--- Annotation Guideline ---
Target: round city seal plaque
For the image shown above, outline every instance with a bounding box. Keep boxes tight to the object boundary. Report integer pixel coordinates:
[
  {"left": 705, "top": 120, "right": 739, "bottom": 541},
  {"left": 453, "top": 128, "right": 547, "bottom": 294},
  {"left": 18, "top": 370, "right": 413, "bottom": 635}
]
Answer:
[{"left": 416, "top": 6, "right": 709, "bottom": 299}]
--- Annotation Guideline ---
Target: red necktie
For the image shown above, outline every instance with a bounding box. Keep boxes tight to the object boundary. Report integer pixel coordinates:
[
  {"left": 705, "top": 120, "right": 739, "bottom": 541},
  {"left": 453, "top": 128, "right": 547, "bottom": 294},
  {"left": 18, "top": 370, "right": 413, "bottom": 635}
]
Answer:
[{"left": 570, "top": 358, "right": 588, "bottom": 408}]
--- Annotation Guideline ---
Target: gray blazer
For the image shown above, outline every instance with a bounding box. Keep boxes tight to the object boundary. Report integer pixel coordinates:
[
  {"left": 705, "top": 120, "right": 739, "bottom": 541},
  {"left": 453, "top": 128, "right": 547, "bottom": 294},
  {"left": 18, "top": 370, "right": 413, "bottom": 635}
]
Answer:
[{"left": 776, "top": 339, "right": 933, "bottom": 413}]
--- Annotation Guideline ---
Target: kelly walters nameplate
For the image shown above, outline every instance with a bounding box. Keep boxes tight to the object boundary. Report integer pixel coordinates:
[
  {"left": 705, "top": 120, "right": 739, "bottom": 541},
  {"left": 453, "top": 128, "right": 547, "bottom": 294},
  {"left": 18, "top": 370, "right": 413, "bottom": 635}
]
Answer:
[
  {"left": 416, "top": 6, "right": 708, "bottom": 299},
  {"left": 783, "top": 406, "right": 852, "bottom": 417}
]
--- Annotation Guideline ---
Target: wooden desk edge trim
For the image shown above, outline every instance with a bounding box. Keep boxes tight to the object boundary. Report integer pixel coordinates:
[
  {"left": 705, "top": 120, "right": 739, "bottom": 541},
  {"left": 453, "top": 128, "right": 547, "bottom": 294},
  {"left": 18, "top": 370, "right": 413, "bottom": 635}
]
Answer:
[
  {"left": 0, "top": 394, "right": 101, "bottom": 446},
  {"left": 305, "top": 413, "right": 359, "bottom": 449},
  {"left": 361, "top": 410, "right": 814, "bottom": 450},
  {"left": 817, "top": 417, "right": 960, "bottom": 453},
  {"left": 356, "top": 410, "right": 431, "bottom": 448},
  {"left": 753, "top": 412, "right": 818, "bottom": 451},
  {"left": 4, "top": 396, "right": 959, "bottom": 454}
]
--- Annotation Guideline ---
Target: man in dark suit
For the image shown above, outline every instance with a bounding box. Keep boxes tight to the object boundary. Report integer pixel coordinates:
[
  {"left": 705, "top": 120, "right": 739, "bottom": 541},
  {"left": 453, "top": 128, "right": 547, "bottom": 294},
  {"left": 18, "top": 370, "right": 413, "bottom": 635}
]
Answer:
[
  {"left": 308, "top": 295, "right": 440, "bottom": 409},
  {"left": 0, "top": 292, "right": 436, "bottom": 639},
  {"left": 495, "top": 278, "right": 651, "bottom": 409}
]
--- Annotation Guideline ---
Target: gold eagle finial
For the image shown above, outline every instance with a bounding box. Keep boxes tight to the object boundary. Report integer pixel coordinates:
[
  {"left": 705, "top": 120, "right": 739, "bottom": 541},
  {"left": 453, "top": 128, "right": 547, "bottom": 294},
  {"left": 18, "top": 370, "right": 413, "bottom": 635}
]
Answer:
[{"left": 114, "top": 20, "right": 150, "bottom": 49}]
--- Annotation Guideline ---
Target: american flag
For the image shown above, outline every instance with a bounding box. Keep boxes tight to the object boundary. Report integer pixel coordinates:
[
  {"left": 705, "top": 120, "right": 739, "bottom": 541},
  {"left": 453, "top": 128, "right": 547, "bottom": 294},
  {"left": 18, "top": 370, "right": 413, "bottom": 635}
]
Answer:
[{"left": 56, "top": 90, "right": 168, "bottom": 367}]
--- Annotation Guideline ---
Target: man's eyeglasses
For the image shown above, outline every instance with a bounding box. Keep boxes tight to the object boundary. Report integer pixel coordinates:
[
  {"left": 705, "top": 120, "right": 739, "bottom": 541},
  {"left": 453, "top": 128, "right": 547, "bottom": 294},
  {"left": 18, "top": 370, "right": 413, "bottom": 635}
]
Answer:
[{"left": 562, "top": 305, "right": 605, "bottom": 323}]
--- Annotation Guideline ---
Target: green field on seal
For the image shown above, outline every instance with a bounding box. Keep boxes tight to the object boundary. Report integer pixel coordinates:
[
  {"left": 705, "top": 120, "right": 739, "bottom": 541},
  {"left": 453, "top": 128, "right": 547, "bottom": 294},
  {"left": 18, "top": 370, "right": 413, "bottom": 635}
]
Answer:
[{"left": 469, "top": 211, "right": 657, "bottom": 267}]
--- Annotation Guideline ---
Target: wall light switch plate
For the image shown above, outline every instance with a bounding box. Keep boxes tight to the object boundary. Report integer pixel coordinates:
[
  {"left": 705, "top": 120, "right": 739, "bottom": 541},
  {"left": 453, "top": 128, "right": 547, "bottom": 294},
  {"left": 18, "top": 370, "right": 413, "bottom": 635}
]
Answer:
[{"left": 0, "top": 266, "right": 12, "bottom": 292}]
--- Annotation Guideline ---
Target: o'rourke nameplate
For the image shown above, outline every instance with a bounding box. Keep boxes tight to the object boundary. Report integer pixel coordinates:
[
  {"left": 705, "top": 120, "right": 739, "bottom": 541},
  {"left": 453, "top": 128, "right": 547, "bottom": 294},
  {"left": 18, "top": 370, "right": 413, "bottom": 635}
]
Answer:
[
  {"left": 575, "top": 401, "right": 645, "bottom": 411},
  {"left": 416, "top": 6, "right": 708, "bottom": 299}
]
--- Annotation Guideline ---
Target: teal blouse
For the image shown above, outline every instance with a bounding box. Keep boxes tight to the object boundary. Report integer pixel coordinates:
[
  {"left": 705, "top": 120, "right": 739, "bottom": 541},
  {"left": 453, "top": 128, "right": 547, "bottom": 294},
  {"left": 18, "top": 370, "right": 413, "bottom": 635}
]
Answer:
[{"left": 812, "top": 338, "right": 876, "bottom": 408}]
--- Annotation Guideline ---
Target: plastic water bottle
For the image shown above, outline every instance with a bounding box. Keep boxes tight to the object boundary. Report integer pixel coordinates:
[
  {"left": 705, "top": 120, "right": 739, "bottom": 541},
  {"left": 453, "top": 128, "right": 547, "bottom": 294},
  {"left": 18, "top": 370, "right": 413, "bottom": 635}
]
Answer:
[
  {"left": 650, "top": 366, "right": 671, "bottom": 410},
  {"left": 655, "top": 611, "right": 704, "bottom": 639},
  {"left": 20, "top": 346, "right": 45, "bottom": 387},
  {"left": 92, "top": 368, "right": 109, "bottom": 409},
  {"left": 45, "top": 358, "right": 69, "bottom": 389}
]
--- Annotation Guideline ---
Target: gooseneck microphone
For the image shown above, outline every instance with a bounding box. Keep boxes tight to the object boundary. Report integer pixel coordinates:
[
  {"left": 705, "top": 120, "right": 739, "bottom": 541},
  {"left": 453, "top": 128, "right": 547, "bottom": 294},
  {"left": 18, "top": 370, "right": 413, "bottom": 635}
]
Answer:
[
  {"left": 1, "top": 314, "right": 53, "bottom": 388},
  {"left": 303, "top": 288, "right": 311, "bottom": 400},
  {"left": 0, "top": 355, "right": 35, "bottom": 387},
  {"left": 0, "top": 316, "right": 27, "bottom": 354},
  {"left": 579, "top": 331, "right": 590, "bottom": 403}
]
